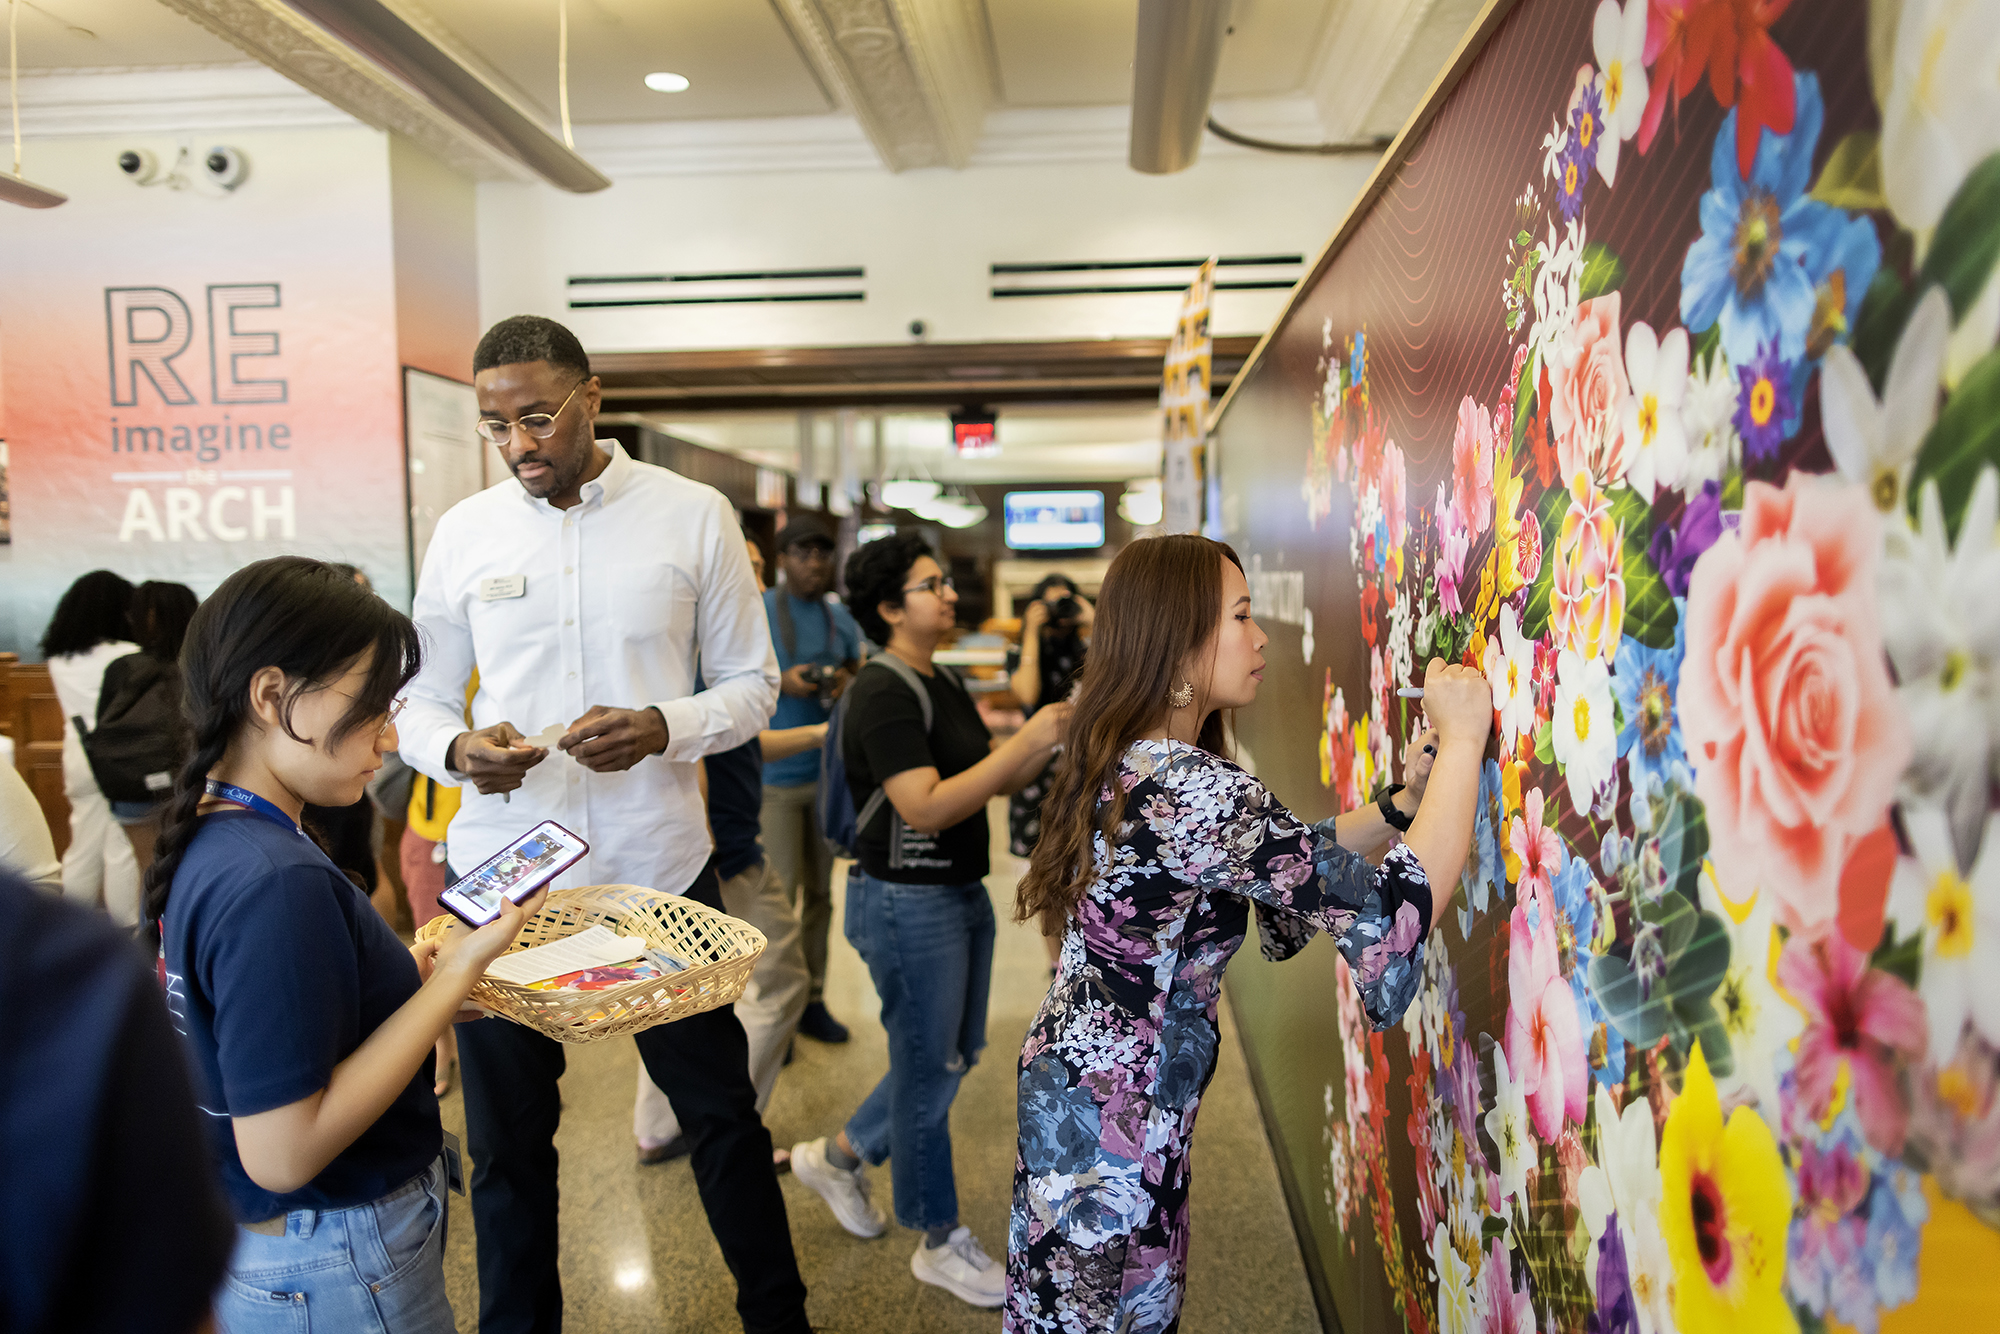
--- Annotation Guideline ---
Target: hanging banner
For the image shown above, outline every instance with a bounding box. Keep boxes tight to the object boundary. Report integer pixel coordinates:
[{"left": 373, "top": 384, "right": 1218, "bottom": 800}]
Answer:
[
  {"left": 1159, "top": 258, "right": 1215, "bottom": 534},
  {"left": 0, "top": 129, "right": 412, "bottom": 652}
]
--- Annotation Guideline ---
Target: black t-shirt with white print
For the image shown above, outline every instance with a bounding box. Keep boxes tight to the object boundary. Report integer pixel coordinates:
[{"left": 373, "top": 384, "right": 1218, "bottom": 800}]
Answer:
[{"left": 842, "top": 659, "right": 992, "bottom": 885}]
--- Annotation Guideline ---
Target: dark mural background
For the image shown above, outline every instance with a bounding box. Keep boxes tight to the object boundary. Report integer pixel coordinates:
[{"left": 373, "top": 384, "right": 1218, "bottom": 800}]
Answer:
[{"left": 1213, "top": 0, "right": 2000, "bottom": 1330}]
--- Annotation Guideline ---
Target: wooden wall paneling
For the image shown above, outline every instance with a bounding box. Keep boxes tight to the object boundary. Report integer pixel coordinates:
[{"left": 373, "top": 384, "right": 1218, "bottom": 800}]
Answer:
[{"left": 10, "top": 664, "right": 71, "bottom": 859}]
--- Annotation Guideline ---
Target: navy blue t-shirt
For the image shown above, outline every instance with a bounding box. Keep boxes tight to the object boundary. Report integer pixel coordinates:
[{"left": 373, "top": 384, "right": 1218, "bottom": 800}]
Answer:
[
  {"left": 161, "top": 810, "right": 441, "bottom": 1221},
  {"left": 704, "top": 737, "right": 764, "bottom": 881}
]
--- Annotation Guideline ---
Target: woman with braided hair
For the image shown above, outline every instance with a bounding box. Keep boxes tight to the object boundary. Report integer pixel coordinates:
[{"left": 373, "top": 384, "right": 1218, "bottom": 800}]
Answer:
[{"left": 147, "top": 556, "right": 542, "bottom": 1333}]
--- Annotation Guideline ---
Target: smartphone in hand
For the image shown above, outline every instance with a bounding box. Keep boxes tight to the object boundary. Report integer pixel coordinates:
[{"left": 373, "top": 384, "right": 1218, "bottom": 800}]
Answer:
[{"left": 438, "top": 821, "right": 589, "bottom": 928}]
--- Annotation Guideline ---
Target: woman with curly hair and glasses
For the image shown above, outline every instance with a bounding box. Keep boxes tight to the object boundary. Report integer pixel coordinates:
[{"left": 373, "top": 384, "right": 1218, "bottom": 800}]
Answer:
[{"left": 791, "top": 530, "right": 1070, "bottom": 1309}]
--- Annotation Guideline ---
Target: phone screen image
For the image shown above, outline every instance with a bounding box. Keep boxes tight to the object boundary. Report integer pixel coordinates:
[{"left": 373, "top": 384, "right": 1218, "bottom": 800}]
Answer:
[{"left": 440, "top": 821, "right": 589, "bottom": 927}]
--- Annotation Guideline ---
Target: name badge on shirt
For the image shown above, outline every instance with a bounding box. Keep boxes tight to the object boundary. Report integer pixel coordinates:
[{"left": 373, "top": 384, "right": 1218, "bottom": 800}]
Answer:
[{"left": 480, "top": 575, "right": 527, "bottom": 601}]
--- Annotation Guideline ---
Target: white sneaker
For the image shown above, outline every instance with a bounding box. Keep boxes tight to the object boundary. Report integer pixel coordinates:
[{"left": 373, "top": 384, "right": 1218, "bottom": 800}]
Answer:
[
  {"left": 910, "top": 1226, "right": 1005, "bottom": 1308},
  {"left": 791, "top": 1138, "right": 886, "bottom": 1238}
]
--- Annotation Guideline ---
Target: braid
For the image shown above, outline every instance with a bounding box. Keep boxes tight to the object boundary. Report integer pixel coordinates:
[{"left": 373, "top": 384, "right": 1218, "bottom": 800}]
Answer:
[{"left": 143, "top": 711, "right": 233, "bottom": 944}]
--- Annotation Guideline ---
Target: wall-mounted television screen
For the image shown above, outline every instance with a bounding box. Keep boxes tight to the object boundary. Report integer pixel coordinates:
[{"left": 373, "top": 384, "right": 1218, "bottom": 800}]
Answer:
[{"left": 1003, "top": 491, "right": 1105, "bottom": 550}]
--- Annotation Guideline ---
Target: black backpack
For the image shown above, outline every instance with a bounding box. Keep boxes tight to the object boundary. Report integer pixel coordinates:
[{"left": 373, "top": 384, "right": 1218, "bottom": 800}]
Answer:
[{"left": 73, "top": 653, "right": 187, "bottom": 804}]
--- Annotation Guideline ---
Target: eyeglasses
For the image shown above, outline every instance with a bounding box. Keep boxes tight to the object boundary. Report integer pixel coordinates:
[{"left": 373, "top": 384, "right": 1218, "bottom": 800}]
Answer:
[
  {"left": 475, "top": 380, "right": 588, "bottom": 445},
  {"left": 902, "top": 575, "right": 955, "bottom": 596},
  {"left": 329, "top": 690, "right": 408, "bottom": 737}
]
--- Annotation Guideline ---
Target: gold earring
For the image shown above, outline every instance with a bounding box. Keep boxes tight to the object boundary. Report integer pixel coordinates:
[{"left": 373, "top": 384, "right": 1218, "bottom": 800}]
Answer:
[{"left": 1168, "top": 680, "right": 1195, "bottom": 709}]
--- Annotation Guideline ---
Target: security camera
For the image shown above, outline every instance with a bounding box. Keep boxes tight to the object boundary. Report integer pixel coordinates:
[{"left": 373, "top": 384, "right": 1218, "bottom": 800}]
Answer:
[
  {"left": 908, "top": 319, "right": 928, "bottom": 341},
  {"left": 203, "top": 146, "right": 248, "bottom": 191},
  {"left": 117, "top": 148, "right": 156, "bottom": 182}
]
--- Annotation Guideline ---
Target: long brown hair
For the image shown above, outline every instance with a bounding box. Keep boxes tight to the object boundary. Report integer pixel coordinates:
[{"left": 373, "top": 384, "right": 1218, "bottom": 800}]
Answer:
[{"left": 1015, "top": 534, "right": 1242, "bottom": 933}]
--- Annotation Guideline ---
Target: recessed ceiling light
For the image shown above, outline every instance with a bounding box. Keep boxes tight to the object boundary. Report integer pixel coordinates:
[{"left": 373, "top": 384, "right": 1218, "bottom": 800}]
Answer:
[{"left": 644, "top": 72, "right": 690, "bottom": 93}]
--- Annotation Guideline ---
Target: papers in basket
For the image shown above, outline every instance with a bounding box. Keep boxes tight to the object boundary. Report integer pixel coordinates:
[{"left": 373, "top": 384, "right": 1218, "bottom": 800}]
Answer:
[{"left": 485, "top": 924, "right": 644, "bottom": 986}]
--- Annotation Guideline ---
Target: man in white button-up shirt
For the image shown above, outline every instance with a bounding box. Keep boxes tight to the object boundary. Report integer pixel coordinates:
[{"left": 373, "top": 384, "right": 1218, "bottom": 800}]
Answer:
[{"left": 401, "top": 317, "right": 807, "bottom": 1334}]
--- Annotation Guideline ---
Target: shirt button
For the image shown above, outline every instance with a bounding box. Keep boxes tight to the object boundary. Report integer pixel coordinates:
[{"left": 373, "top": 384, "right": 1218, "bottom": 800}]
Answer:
[
  {"left": 565, "top": 618, "right": 574, "bottom": 626},
  {"left": 564, "top": 566, "right": 574, "bottom": 574}
]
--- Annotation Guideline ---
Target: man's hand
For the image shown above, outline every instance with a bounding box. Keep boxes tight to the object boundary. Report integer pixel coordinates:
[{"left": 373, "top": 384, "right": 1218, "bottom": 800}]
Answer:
[
  {"left": 1020, "top": 600, "right": 1050, "bottom": 639},
  {"left": 559, "top": 705, "right": 668, "bottom": 773},
  {"left": 780, "top": 664, "right": 819, "bottom": 698},
  {"left": 450, "top": 722, "right": 548, "bottom": 796},
  {"left": 827, "top": 664, "right": 856, "bottom": 700},
  {"left": 1073, "top": 595, "right": 1095, "bottom": 632}
]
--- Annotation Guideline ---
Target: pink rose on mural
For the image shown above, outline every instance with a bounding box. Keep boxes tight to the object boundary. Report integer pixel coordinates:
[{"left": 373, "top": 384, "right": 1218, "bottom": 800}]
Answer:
[
  {"left": 1550, "top": 472, "right": 1626, "bottom": 664},
  {"left": 1550, "top": 292, "right": 1631, "bottom": 489},
  {"left": 1778, "top": 931, "right": 1927, "bottom": 1157},
  {"left": 1453, "top": 395, "right": 1496, "bottom": 536},
  {"left": 1680, "top": 475, "right": 1912, "bottom": 931},
  {"left": 1505, "top": 900, "right": 1587, "bottom": 1143}
]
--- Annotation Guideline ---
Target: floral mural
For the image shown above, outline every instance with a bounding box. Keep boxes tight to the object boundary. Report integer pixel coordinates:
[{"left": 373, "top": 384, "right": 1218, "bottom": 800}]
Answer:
[{"left": 1226, "top": 0, "right": 2000, "bottom": 1330}]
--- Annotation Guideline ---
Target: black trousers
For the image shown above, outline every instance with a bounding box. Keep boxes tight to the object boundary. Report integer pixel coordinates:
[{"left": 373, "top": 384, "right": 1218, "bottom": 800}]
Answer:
[{"left": 455, "top": 859, "right": 810, "bottom": 1334}]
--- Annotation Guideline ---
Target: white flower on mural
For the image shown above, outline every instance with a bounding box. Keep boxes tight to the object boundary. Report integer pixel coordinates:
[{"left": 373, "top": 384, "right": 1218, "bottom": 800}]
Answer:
[
  {"left": 1485, "top": 1045, "right": 1533, "bottom": 1206},
  {"left": 1430, "top": 1223, "right": 1478, "bottom": 1334},
  {"left": 1530, "top": 216, "right": 1587, "bottom": 374},
  {"left": 1590, "top": 0, "right": 1649, "bottom": 186},
  {"left": 1697, "top": 860, "right": 1803, "bottom": 1122},
  {"left": 1679, "top": 346, "right": 1740, "bottom": 489},
  {"left": 1888, "top": 804, "right": 2000, "bottom": 1058},
  {"left": 1552, "top": 648, "right": 1616, "bottom": 817},
  {"left": 1822, "top": 285, "right": 1948, "bottom": 524},
  {"left": 1878, "top": 468, "right": 2000, "bottom": 870},
  {"left": 1485, "top": 605, "right": 1537, "bottom": 755},
  {"left": 1577, "top": 1085, "right": 1674, "bottom": 1332},
  {"left": 1620, "top": 322, "right": 1689, "bottom": 501},
  {"left": 1881, "top": 0, "right": 2000, "bottom": 233}
]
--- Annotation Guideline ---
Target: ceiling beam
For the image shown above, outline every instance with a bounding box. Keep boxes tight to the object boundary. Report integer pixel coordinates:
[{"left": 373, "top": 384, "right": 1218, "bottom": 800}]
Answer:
[
  {"left": 149, "top": 0, "right": 605, "bottom": 189},
  {"left": 767, "top": 0, "right": 995, "bottom": 171},
  {"left": 589, "top": 335, "right": 1259, "bottom": 412}
]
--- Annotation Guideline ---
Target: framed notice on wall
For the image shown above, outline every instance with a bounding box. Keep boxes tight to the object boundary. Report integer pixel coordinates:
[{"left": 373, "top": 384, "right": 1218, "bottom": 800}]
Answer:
[{"left": 403, "top": 368, "right": 484, "bottom": 592}]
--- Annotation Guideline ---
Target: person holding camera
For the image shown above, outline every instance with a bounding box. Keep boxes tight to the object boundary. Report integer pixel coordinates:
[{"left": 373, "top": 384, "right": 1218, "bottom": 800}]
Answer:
[
  {"left": 1004, "top": 574, "right": 1091, "bottom": 863},
  {"left": 790, "top": 532, "right": 1070, "bottom": 1310},
  {"left": 762, "top": 515, "right": 864, "bottom": 1044}
]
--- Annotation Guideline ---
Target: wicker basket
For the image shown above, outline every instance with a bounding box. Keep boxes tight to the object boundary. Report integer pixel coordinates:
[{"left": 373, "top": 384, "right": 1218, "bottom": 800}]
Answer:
[{"left": 416, "top": 884, "right": 766, "bottom": 1044}]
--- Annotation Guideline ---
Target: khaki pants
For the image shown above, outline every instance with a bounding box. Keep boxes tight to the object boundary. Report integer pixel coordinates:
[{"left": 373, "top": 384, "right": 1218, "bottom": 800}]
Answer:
[
  {"left": 634, "top": 857, "right": 810, "bottom": 1144},
  {"left": 760, "top": 780, "right": 835, "bottom": 1003}
]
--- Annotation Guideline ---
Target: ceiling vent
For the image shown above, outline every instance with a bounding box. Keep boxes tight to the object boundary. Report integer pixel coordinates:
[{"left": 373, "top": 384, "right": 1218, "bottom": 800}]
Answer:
[
  {"left": 989, "top": 254, "right": 1301, "bottom": 300},
  {"left": 569, "top": 266, "right": 866, "bottom": 310}
]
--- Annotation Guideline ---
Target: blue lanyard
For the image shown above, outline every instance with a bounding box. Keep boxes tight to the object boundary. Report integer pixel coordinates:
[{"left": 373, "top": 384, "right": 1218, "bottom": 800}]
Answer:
[{"left": 203, "top": 779, "right": 307, "bottom": 837}]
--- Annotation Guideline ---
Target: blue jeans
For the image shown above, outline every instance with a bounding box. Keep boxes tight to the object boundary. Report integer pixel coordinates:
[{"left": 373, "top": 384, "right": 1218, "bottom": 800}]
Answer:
[
  {"left": 214, "top": 1157, "right": 453, "bottom": 1334},
  {"left": 842, "top": 868, "right": 995, "bottom": 1231}
]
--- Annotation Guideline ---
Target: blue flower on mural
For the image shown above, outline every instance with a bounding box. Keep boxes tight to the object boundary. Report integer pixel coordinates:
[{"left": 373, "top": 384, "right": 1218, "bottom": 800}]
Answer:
[
  {"left": 1612, "top": 609, "right": 1687, "bottom": 815},
  {"left": 1680, "top": 72, "right": 1878, "bottom": 367},
  {"left": 1458, "top": 758, "right": 1507, "bottom": 938}
]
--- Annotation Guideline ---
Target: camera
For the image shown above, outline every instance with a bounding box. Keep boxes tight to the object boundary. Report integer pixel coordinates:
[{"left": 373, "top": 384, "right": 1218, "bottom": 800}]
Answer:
[
  {"left": 800, "top": 663, "right": 835, "bottom": 703},
  {"left": 204, "top": 146, "right": 249, "bottom": 191},
  {"left": 1050, "top": 595, "right": 1081, "bottom": 626}
]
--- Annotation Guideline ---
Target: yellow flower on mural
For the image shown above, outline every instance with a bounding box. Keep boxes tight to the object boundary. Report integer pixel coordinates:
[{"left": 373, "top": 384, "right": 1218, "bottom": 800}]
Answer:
[
  {"left": 1493, "top": 442, "right": 1528, "bottom": 596},
  {"left": 1658, "top": 1042, "right": 1796, "bottom": 1333}
]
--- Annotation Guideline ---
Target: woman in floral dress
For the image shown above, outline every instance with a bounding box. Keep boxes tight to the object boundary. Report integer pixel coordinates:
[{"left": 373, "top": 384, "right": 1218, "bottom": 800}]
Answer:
[{"left": 1006, "top": 534, "right": 1493, "bottom": 1332}]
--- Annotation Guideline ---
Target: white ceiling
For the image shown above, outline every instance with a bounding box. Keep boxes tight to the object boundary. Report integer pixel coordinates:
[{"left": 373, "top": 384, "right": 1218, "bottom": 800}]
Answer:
[
  {"left": 19, "top": 0, "right": 1360, "bottom": 124},
  {"left": 651, "top": 403, "right": 1166, "bottom": 484}
]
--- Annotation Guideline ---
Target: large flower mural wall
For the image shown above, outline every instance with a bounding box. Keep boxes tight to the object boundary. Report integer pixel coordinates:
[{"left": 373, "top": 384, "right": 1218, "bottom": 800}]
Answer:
[{"left": 1296, "top": 1, "right": 2000, "bottom": 1330}]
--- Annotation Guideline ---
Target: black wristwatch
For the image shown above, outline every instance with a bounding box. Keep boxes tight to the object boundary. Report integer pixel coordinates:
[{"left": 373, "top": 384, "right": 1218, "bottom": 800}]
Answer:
[{"left": 1377, "top": 783, "right": 1413, "bottom": 832}]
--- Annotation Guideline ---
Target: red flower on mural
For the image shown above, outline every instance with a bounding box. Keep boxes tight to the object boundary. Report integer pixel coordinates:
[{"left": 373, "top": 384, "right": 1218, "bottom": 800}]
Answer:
[
  {"left": 1360, "top": 584, "right": 1383, "bottom": 648},
  {"left": 1640, "top": 0, "right": 1797, "bottom": 178},
  {"left": 1528, "top": 361, "right": 1559, "bottom": 490}
]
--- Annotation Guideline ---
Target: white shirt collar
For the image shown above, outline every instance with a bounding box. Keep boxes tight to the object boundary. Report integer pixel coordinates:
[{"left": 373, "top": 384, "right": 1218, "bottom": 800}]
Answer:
[{"left": 514, "top": 438, "right": 629, "bottom": 513}]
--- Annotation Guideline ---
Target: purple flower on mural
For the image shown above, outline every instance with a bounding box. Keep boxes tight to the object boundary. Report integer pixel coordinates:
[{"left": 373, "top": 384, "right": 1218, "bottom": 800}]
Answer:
[
  {"left": 1648, "top": 480, "right": 1725, "bottom": 598},
  {"left": 1734, "top": 340, "right": 1797, "bottom": 462},
  {"left": 1586, "top": 1210, "right": 1640, "bottom": 1334}
]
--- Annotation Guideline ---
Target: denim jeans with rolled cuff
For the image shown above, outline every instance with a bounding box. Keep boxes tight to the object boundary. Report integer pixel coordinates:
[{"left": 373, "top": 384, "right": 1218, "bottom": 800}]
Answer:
[
  {"left": 213, "top": 1155, "right": 452, "bottom": 1334},
  {"left": 840, "top": 867, "right": 995, "bottom": 1232}
]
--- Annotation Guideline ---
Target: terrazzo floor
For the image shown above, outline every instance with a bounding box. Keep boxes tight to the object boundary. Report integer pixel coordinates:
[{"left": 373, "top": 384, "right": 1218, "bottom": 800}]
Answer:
[{"left": 437, "top": 799, "right": 1319, "bottom": 1333}]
